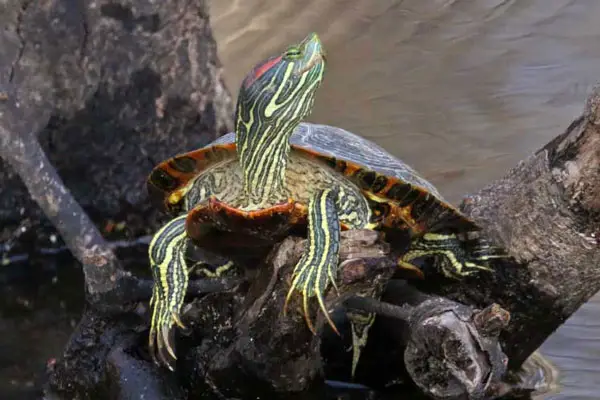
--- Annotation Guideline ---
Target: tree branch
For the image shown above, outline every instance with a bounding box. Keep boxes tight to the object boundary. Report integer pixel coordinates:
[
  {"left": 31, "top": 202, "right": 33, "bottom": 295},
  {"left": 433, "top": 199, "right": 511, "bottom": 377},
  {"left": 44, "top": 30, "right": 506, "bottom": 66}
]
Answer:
[{"left": 0, "top": 84, "right": 131, "bottom": 304}]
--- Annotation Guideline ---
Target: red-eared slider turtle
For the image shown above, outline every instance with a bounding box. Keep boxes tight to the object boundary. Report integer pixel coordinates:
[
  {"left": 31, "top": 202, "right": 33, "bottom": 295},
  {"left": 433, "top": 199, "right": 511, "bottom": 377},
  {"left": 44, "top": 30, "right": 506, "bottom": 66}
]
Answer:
[{"left": 147, "top": 32, "right": 498, "bottom": 372}]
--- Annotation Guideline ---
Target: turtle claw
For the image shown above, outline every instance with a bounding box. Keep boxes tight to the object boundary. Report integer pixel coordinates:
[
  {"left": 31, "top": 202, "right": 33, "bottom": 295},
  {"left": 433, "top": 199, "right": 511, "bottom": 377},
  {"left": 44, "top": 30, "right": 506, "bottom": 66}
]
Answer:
[
  {"left": 149, "top": 311, "right": 183, "bottom": 371},
  {"left": 162, "top": 325, "right": 177, "bottom": 360},
  {"left": 284, "top": 254, "right": 341, "bottom": 336},
  {"left": 149, "top": 288, "right": 182, "bottom": 371},
  {"left": 154, "top": 326, "right": 176, "bottom": 371},
  {"left": 443, "top": 261, "right": 493, "bottom": 279},
  {"left": 148, "top": 307, "right": 186, "bottom": 370},
  {"left": 397, "top": 259, "right": 426, "bottom": 279},
  {"left": 172, "top": 312, "right": 188, "bottom": 331}
]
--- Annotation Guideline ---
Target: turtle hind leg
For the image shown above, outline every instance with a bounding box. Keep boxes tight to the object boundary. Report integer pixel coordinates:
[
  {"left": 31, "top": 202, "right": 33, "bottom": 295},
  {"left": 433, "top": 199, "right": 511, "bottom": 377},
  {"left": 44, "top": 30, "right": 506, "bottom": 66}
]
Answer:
[
  {"left": 400, "top": 232, "right": 507, "bottom": 279},
  {"left": 188, "top": 259, "right": 237, "bottom": 278},
  {"left": 148, "top": 214, "right": 190, "bottom": 370},
  {"left": 284, "top": 188, "right": 341, "bottom": 335},
  {"left": 346, "top": 308, "right": 376, "bottom": 379}
]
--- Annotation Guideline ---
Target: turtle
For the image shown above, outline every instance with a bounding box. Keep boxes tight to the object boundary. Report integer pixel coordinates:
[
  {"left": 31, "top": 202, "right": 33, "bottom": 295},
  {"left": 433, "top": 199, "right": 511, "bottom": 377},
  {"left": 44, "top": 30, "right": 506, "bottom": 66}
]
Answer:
[{"left": 146, "top": 32, "right": 501, "bottom": 373}]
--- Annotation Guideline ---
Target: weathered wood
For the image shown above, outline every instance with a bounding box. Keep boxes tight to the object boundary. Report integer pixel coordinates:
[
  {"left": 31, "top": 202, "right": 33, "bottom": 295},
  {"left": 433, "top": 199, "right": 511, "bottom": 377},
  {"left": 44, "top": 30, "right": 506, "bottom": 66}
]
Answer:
[
  {"left": 343, "top": 283, "right": 510, "bottom": 400},
  {"left": 39, "top": 230, "right": 396, "bottom": 399},
  {"left": 343, "top": 88, "right": 600, "bottom": 399},
  {"left": 174, "top": 230, "right": 421, "bottom": 400}
]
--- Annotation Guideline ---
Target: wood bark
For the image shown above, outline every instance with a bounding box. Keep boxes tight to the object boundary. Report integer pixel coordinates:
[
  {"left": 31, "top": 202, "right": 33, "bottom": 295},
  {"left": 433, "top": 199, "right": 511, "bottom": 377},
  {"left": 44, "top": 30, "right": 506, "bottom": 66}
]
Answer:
[
  {"left": 0, "top": 85, "right": 128, "bottom": 301},
  {"left": 0, "top": 0, "right": 234, "bottom": 300}
]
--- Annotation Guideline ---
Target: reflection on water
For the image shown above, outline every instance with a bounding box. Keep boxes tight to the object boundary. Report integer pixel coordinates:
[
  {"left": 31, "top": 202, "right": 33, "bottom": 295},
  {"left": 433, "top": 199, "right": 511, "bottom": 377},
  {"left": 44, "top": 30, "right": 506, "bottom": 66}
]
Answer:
[{"left": 209, "top": 0, "right": 600, "bottom": 398}]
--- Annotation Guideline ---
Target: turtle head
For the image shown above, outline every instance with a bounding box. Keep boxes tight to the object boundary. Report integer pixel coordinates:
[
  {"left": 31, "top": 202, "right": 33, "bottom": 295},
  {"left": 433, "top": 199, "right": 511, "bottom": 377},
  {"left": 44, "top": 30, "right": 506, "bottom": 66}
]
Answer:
[
  {"left": 236, "top": 32, "right": 326, "bottom": 130},
  {"left": 235, "top": 33, "right": 326, "bottom": 205}
]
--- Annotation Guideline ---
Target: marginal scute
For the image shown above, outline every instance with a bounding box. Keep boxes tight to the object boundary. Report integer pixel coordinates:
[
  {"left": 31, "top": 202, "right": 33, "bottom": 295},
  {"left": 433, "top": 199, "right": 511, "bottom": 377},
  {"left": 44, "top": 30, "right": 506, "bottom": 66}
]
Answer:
[
  {"left": 386, "top": 182, "right": 414, "bottom": 202},
  {"left": 371, "top": 175, "right": 388, "bottom": 193},
  {"left": 410, "top": 193, "right": 437, "bottom": 223},
  {"left": 169, "top": 156, "right": 197, "bottom": 173},
  {"left": 398, "top": 189, "right": 422, "bottom": 207},
  {"left": 419, "top": 203, "right": 448, "bottom": 230},
  {"left": 356, "top": 170, "right": 377, "bottom": 190},
  {"left": 207, "top": 145, "right": 233, "bottom": 162},
  {"left": 296, "top": 144, "right": 460, "bottom": 230},
  {"left": 149, "top": 168, "right": 179, "bottom": 191},
  {"left": 369, "top": 202, "right": 391, "bottom": 223}
]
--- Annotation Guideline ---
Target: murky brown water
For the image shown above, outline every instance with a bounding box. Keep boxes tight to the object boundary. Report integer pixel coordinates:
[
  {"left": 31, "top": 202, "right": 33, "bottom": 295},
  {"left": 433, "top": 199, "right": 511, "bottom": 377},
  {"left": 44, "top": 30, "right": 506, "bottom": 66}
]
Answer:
[{"left": 210, "top": 0, "right": 600, "bottom": 398}]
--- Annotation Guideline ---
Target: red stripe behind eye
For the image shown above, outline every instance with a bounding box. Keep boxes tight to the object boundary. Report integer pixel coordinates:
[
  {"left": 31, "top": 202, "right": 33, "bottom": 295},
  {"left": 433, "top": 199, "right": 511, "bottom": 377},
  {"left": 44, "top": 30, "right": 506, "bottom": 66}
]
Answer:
[{"left": 244, "top": 55, "right": 283, "bottom": 89}]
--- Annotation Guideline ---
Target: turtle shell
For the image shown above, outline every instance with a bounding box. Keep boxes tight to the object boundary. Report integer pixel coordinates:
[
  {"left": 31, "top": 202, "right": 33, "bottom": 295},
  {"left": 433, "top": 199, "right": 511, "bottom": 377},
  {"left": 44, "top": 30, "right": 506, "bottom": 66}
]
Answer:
[{"left": 148, "top": 122, "right": 478, "bottom": 236}]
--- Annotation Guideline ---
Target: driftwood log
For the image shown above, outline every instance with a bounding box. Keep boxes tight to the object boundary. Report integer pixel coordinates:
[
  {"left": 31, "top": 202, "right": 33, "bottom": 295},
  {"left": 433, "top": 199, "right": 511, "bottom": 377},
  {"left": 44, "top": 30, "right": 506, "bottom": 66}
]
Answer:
[{"left": 1, "top": 1, "right": 600, "bottom": 398}]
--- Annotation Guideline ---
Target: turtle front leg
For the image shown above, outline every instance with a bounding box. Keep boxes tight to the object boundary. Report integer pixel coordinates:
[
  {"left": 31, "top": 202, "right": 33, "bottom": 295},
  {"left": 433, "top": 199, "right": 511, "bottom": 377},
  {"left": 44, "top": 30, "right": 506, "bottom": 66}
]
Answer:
[
  {"left": 399, "top": 233, "right": 507, "bottom": 279},
  {"left": 148, "top": 214, "right": 190, "bottom": 370},
  {"left": 284, "top": 188, "right": 341, "bottom": 334}
]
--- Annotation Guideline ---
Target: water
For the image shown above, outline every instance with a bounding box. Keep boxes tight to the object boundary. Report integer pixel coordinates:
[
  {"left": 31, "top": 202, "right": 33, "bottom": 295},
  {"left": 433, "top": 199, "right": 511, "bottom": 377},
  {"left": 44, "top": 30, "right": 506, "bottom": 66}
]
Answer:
[{"left": 209, "top": 0, "right": 600, "bottom": 398}]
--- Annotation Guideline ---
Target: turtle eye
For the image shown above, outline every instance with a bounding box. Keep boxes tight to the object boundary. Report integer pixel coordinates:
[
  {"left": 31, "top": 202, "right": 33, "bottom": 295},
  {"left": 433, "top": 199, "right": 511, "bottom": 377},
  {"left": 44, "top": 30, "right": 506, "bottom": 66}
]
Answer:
[{"left": 285, "top": 46, "right": 302, "bottom": 59}]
